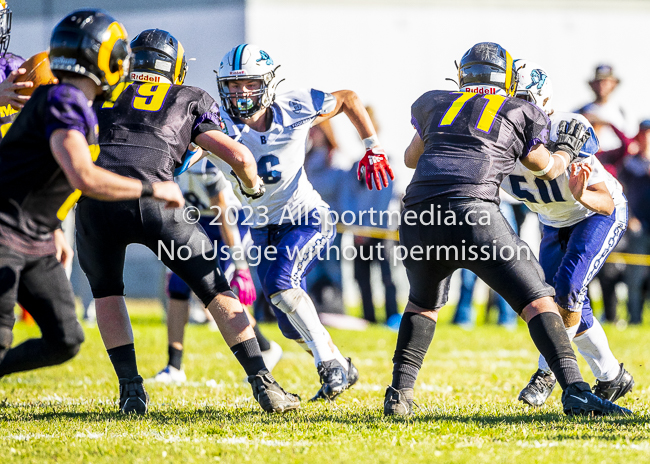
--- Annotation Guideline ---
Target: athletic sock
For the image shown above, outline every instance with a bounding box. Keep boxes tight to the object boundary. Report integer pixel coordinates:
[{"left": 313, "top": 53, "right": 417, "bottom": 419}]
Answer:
[
  {"left": 329, "top": 341, "right": 350, "bottom": 372},
  {"left": 107, "top": 343, "right": 139, "bottom": 380},
  {"left": 167, "top": 345, "right": 183, "bottom": 371},
  {"left": 391, "top": 312, "right": 436, "bottom": 390},
  {"left": 253, "top": 324, "right": 271, "bottom": 352},
  {"left": 230, "top": 338, "right": 266, "bottom": 376},
  {"left": 527, "top": 313, "right": 583, "bottom": 389},
  {"left": 271, "top": 289, "right": 335, "bottom": 367},
  {"left": 537, "top": 322, "right": 580, "bottom": 373},
  {"left": 573, "top": 318, "right": 620, "bottom": 381}
]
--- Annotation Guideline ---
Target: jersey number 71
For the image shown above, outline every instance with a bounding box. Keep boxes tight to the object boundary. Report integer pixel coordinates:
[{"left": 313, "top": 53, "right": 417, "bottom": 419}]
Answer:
[{"left": 439, "top": 92, "right": 506, "bottom": 134}]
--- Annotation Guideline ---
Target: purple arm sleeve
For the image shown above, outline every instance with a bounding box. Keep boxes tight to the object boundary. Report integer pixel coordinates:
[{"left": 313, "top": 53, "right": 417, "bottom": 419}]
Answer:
[
  {"left": 192, "top": 94, "right": 224, "bottom": 140},
  {"left": 411, "top": 114, "right": 422, "bottom": 138},
  {"left": 44, "top": 85, "right": 95, "bottom": 139}
]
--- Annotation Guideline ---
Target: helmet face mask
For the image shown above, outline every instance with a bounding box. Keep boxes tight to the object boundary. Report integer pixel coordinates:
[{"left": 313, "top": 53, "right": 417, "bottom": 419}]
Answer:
[
  {"left": 514, "top": 59, "right": 554, "bottom": 115},
  {"left": 216, "top": 44, "right": 281, "bottom": 119},
  {"left": 130, "top": 29, "right": 187, "bottom": 85},
  {"left": 49, "top": 9, "right": 131, "bottom": 101},
  {"left": 458, "top": 42, "right": 517, "bottom": 97},
  {"left": 0, "top": 1, "right": 12, "bottom": 58}
]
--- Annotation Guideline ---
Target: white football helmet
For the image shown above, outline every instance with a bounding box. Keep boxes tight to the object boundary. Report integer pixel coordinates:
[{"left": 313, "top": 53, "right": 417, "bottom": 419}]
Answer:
[
  {"left": 514, "top": 59, "right": 554, "bottom": 115},
  {"left": 216, "top": 44, "right": 282, "bottom": 119}
]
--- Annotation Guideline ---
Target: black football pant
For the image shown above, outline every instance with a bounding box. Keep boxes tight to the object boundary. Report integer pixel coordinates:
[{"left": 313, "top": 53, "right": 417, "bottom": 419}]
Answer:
[{"left": 0, "top": 244, "right": 84, "bottom": 377}]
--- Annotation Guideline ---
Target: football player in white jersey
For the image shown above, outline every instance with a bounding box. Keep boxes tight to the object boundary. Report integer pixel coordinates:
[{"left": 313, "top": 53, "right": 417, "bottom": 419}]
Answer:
[
  {"left": 154, "top": 155, "right": 283, "bottom": 383},
  {"left": 213, "top": 43, "right": 394, "bottom": 400},
  {"left": 502, "top": 60, "right": 634, "bottom": 407}
]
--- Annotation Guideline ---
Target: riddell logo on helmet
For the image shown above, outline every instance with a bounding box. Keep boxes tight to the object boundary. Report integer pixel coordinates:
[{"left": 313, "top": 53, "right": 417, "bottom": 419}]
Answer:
[
  {"left": 131, "top": 72, "right": 161, "bottom": 83},
  {"left": 464, "top": 86, "right": 497, "bottom": 95},
  {"left": 229, "top": 70, "right": 246, "bottom": 76}
]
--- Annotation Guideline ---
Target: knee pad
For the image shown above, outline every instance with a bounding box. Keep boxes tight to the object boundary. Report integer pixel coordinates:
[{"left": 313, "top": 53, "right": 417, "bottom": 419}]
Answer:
[
  {"left": 56, "top": 320, "right": 85, "bottom": 362},
  {"left": 168, "top": 273, "right": 191, "bottom": 301},
  {"left": 270, "top": 288, "right": 306, "bottom": 315}
]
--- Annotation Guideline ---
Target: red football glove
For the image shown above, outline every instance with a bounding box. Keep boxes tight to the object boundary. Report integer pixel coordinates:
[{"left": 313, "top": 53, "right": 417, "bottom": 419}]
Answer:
[
  {"left": 230, "top": 268, "right": 256, "bottom": 306},
  {"left": 357, "top": 147, "right": 395, "bottom": 190}
]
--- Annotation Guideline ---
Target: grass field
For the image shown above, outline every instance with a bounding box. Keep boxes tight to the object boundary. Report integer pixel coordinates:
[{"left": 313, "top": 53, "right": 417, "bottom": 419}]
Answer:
[{"left": 1, "top": 300, "right": 649, "bottom": 463}]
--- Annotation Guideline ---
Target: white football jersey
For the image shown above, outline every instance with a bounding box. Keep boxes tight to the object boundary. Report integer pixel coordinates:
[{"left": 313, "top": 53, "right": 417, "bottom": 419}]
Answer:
[
  {"left": 175, "top": 158, "right": 240, "bottom": 216},
  {"left": 502, "top": 112, "right": 625, "bottom": 228},
  {"left": 212, "top": 88, "right": 335, "bottom": 227}
]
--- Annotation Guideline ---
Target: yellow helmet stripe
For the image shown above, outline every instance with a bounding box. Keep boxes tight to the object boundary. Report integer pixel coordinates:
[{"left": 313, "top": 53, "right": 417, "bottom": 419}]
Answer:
[
  {"left": 505, "top": 50, "right": 514, "bottom": 96},
  {"left": 174, "top": 41, "right": 185, "bottom": 84},
  {"left": 0, "top": 1, "right": 7, "bottom": 9},
  {"left": 97, "top": 21, "right": 128, "bottom": 86}
]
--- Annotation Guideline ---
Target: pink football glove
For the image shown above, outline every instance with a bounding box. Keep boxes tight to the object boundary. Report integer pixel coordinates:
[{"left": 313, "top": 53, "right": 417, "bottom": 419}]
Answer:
[
  {"left": 357, "top": 147, "right": 395, "bottom": 190},
  {"left": 230, "top": 268, "right": 256, "bottom": 306}
]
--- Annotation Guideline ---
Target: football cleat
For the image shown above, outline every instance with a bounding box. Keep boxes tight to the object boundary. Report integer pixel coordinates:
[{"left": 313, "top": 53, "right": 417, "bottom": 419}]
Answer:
[
  {"left": 311, "top": 358, "right": 358, "bottom": 401},
  {"left": 247, "top": 369, "right": 300, "bottom": 413},
  {"left": 562, "top": 381, "right": 633, "bottom": 416},
  {"left": 119, "top": 375, "right": 150, "bottom": 415},
  {"left": 593, "top": 363, "right": 634, "bottom": 403},
  {"left": 153, "top": 365, "right": 187, "bottom": 384},
  {"left": 518, "top": 369, "right": 556, "bottom": 407},
  {"left": 383, "top": 386, "right": 414, "bottom": 417},
  {"left": 310, "top": 359, "right": 349, "bottom": 401},
  {"left": 261, "top": 341, "right": 283, "bottom": 372}
]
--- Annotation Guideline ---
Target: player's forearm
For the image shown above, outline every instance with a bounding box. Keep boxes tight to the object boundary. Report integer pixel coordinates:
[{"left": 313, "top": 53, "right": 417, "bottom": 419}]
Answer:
[
  {"left": 536, "top": 152, "right": 568, "bottom": 180},
  {"left": 80, "top": 166, "right": 146, "bottom": 200},
  {"left": 196, "top": 131, "right": 257, "bottom": 188},
  {"left": 51, "top": 129, "right": 145, "bottom": 200},
  {"left": 335, "top": 90, "right": 376, "bottom": 140},
  {"left": 573, "top": 189, "right": 615, "bottom": 216}
]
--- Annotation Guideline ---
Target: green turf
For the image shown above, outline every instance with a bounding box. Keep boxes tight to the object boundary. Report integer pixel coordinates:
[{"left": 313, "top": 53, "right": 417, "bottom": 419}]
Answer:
[{"left": 1, "top": 300, "right": 648, "bottom": 463}]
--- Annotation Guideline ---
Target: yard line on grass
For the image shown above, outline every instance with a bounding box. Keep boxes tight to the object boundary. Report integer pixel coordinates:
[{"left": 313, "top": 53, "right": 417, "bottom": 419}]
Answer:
[{"left": 1, "top": 432, "right": 314, "bottom": 447}]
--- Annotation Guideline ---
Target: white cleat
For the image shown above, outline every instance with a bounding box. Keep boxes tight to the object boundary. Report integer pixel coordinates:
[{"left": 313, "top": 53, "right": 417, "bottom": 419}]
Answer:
[{"left": 153, "top": 365, "right": 187, "bottom": 384}]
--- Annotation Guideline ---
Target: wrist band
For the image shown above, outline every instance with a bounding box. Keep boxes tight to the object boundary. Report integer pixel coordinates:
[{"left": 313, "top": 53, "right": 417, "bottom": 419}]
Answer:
[
  {"left": 531, "top": 154, "right": 554, "bottom": 177},
  {"left": 363, "top": 134, "right": 380, "bottom": 150},
  {"left": 555, "top": 152, "right": 569, "bottom": 171},
  {"left": 141, "top": 180, "right": 154, "bottom": 197}
]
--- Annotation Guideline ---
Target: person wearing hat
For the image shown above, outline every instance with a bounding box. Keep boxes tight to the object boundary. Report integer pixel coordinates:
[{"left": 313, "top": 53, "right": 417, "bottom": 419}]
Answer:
[{"left": 578, "top": 64, "right": 633, "bottom": 151}]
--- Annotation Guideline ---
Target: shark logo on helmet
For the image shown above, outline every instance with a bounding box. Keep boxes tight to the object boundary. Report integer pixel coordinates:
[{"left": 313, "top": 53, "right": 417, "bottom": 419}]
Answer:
[
  {"left": 526, "top": 69, "right": 547, "bottom": 90},
  {"left": 257, "top": 50, "right": 273, "bottom": 66}
]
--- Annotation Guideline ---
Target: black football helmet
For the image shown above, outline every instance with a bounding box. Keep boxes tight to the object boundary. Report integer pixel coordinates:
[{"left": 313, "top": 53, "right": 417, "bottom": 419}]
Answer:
[
  {"left": 130, "top": 29, "right": 187, "bottom": 85},
  {"left": 49, "top": 9, "right": 131, "bottom": 100},
  {"left": 0, "top": 1, "right": 12, "bottom": 58},
  {"left": 458, "top": 42, "right": 517, "bottom": 97}
]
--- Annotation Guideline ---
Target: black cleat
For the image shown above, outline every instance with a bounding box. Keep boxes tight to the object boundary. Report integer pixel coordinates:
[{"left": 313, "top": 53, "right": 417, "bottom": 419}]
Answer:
[
  {"left": 346, "top": 358, "right": 359, "bottom": 389},
  {"left": 311, "top": 358, "right": 358, "bottom": 401},
  {"left": 562, "top": 381, "right": 633, "bottom": 416},
  {"left": 311, "top": 359, "right": 348, "bottom": 401},
  {"left": 383, "top": 386, "right": 414, "bottom": 417},
  {"left": 518, "top": 369, "right": 556, "bottom": 407},
  {"left": 119, "top": 375, "right": 149, "bottom": 415},
  {"left": 247, "top": 370, "right": 300, "bottom": 413},
  {"left": 593, "top": 363, "right": 634, "bottom": 403}
]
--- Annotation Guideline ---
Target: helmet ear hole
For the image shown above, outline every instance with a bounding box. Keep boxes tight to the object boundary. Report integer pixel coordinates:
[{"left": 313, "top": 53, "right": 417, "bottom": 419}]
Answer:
[{"left": 109, "top": 39, "right": 129, "bottom": 74}]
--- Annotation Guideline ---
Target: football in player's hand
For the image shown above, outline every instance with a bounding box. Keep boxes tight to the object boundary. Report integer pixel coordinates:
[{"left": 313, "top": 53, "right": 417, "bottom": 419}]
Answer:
[{"left": 15, "top": 51, "right": 57, "bottom": 97}]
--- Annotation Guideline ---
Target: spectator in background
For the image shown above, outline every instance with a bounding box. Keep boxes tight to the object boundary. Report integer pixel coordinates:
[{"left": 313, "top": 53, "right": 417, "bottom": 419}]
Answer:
[
  {"left": 578, "top": 65, "right": 632, "bottom": 151},
  {"left": 342, "top": 106, "right": 399, "bottom": 325},
  {"left": 619, "top": 120, "right": 650, "bottom": 324},
  {"left": 304, "top": 120, "right": 345, "bottom": 315}
]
